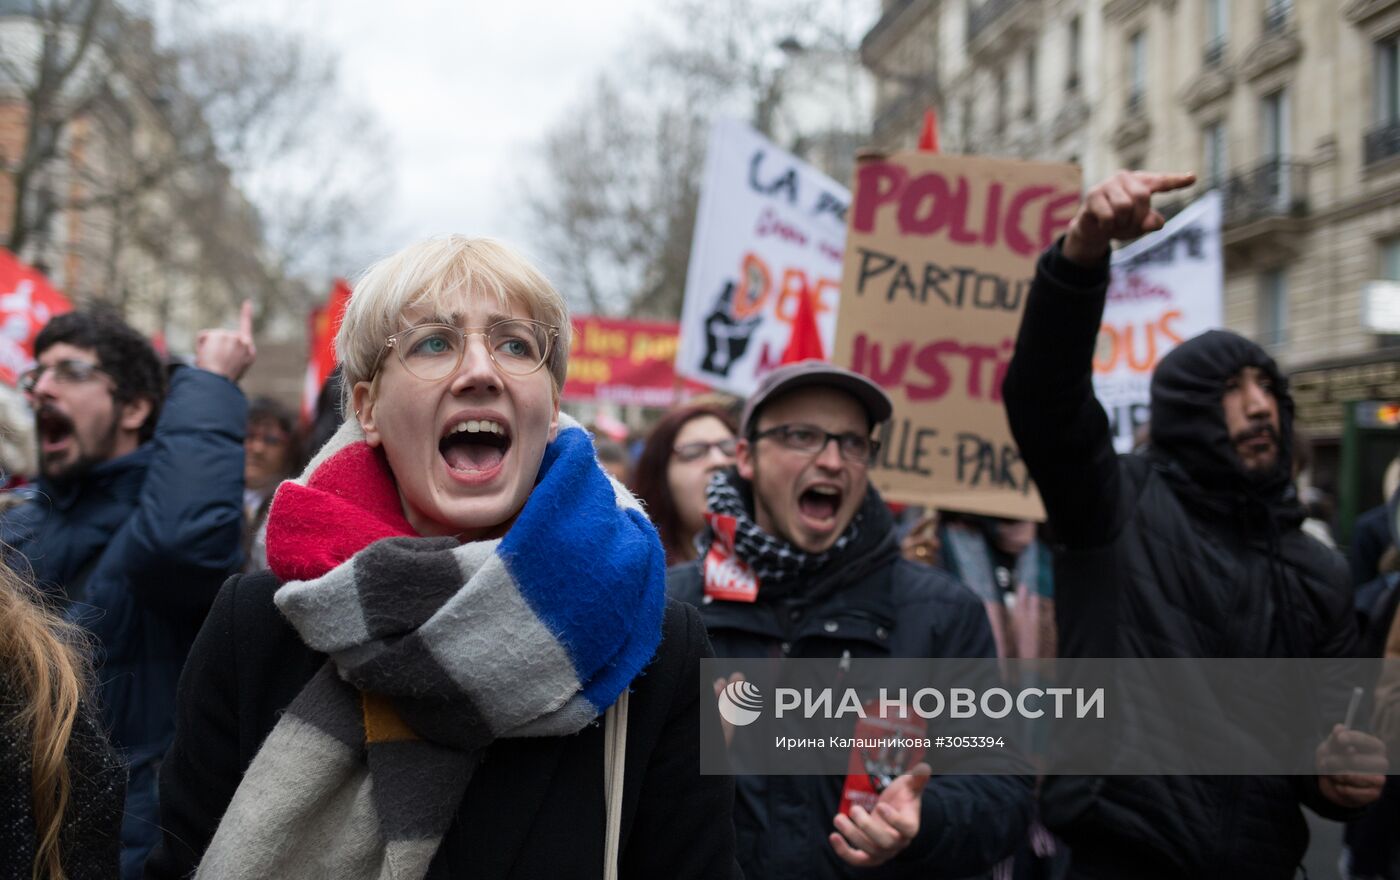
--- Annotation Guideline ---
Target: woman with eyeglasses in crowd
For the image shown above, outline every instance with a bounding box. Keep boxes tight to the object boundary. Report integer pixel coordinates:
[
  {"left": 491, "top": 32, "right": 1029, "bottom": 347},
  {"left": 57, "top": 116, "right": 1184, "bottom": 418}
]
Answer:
[
  {"left": 145, "top": 236, "right": 738, "bottom": 879},
  {"left": 241, "top": 397, "right": 303, "bottom": 573},
  {"left": 631, "top": 404, "right": 739, "bottom": 567}
]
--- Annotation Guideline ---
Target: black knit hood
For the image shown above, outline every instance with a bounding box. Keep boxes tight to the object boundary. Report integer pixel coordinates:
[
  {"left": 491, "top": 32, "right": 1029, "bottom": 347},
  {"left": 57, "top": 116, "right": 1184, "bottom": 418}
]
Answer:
[{"left": 1147, "top": 329, "right": 1301, "bottom": 530}]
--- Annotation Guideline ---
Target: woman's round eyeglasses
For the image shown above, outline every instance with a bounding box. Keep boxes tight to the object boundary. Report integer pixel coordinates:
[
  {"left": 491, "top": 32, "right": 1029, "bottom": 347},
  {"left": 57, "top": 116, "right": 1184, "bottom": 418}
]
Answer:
[{"left": 379, "top": 320, "right": 558, "bottom": 382}]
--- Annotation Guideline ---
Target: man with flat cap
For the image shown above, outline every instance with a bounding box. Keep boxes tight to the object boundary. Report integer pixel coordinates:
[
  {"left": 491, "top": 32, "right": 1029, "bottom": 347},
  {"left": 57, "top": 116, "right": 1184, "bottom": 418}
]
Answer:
[{"left": 669, "top": 360, "right": 1032, "bottom": 880}]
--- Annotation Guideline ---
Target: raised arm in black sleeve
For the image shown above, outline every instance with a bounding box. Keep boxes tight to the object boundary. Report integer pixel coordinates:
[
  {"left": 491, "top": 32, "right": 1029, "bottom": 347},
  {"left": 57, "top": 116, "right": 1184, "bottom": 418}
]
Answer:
[{"left": 1002, "top": 239, "right": 1123, "bottom": 550}]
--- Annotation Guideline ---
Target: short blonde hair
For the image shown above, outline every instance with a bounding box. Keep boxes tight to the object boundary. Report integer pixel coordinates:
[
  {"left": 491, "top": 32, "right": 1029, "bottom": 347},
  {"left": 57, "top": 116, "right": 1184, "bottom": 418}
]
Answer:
[{"left": 336, "top": 236, "right": 571, "bottom": 412}]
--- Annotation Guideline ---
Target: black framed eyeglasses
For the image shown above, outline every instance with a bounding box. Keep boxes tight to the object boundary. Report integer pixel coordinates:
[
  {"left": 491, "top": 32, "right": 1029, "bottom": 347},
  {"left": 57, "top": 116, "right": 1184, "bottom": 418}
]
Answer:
[
  {"left": 379, "top": 319, "right": 558, "bottom": 382},
  {"left": 19, "top": 359, "right": 110, "bottom": 394},
  {"left": 753, "top": 423, "right": 879, "bottom": 464},
  {"left": 673, "top": 437, "right": 738, "bottom": 463}
]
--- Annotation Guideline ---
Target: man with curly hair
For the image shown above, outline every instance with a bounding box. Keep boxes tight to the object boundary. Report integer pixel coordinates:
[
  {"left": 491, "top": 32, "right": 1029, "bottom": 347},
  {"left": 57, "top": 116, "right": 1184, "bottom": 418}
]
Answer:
[{"left": 1, "top": 304, "right": 256, "bottom": 879}]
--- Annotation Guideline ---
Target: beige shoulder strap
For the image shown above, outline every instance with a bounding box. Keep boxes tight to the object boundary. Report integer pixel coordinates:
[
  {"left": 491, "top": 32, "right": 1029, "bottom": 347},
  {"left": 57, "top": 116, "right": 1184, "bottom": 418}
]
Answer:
[{"left": 603, "top": 689, "right": 629, "bottom": 880}]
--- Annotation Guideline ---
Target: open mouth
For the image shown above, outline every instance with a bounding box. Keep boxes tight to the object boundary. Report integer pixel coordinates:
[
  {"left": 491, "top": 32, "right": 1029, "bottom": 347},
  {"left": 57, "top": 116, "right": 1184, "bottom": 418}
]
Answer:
[
  {"left": 35, "top": 406, "right": 74, "bottom": 457},
  {"left": 439, "top": 418, "right": 512, "bottom": 474},
  {"left": 798, "top": 485, "right": 843, "bottom": 525}
]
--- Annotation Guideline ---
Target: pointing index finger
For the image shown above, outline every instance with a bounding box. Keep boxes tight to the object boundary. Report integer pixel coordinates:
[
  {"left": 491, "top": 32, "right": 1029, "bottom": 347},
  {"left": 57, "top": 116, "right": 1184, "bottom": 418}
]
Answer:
[
  {"left": 1139, "top": 171, "right": 1196, "bottom": 194},
  {"left": 239, "top": 299, "right": 254, "bottom": 340}
]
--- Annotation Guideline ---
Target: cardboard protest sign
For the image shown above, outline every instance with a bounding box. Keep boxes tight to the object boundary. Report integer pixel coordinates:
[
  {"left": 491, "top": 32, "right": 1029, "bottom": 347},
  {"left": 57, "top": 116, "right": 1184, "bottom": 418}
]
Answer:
[
  {"left": 834, "top": 154, "right": 1082, "bottom": 520},
  {"left": 1099, "top": 191, "right": 1223, "bottom": 452},
  {"left": 0, "top": 249, "right": 72, "bottom": 386},
  {"left": 676, "top": 118, "right": 850, "bottom": 396},
  {"left": 564, "top": 316, "right": 701, "bottom": 407}
]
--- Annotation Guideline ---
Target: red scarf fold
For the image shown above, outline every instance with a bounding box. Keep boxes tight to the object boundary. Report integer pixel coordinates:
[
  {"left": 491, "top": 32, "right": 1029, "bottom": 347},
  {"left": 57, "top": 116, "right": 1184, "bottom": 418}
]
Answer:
[{"left": 266, "top": 441, "right": 415, "bottom": 582}]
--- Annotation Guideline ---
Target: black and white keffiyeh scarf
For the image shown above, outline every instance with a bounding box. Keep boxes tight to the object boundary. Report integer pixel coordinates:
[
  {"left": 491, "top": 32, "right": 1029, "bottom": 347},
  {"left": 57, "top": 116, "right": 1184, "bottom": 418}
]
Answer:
[
  {"left": 195, "top": 414, "right": 666, "bottom": 879},
  {"left": 702, "top": 468, "right": 891, "bottom": 600}
]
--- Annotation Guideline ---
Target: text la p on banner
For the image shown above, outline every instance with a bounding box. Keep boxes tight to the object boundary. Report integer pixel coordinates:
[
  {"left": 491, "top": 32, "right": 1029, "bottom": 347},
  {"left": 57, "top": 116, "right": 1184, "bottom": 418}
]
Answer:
[
  {"left": 675, "top": 118, "right": 850, "bottom": 396},
  {"left": 833, "top": 153, "right": 1082, "bottom": 520}
]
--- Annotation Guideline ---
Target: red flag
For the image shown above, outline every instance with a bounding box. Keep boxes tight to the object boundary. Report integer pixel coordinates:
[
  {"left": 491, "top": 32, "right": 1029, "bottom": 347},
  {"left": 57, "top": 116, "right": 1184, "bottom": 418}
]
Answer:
[
  {"left": 0, "top": 249, "right": 73, "bottom": 385},
  {"left": 303, "top": 278, "right": 352, "bottom": 424},
  {"left": 780, "top": 281, "right": 825, "bottom": 364},
  {"left": 919, "top": 109, "right": 940, "bottom": 153}
]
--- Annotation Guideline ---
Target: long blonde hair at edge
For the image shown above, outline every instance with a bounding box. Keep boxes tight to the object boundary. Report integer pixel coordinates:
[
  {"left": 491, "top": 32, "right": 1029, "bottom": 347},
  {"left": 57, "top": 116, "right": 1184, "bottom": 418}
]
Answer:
[{"left": 0, "top": 564, "right": 89, "bottom": 880}]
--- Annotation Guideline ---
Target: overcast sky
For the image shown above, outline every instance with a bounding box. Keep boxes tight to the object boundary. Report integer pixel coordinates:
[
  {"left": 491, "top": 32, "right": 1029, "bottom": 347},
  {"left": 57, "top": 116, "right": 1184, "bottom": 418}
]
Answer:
[{"left": 220, "top": 0, "right": 651, "bottom": 273}]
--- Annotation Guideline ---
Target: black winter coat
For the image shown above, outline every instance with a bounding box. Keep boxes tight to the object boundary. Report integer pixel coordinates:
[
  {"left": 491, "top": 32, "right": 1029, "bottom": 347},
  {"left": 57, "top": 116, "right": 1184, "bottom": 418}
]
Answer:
[
  {"left": 669, "top": 518, "right": 1033, "bottom": 880},
  {"left": 143, "top": 571, "right": 741, "bottom": 880},
  {"left": 1002, "top": 242, "right": 1360, "bottom": 880},
  {"left": 1, "top": 680, "right": 126, "bottom": 880},
  {"left": 1351, "top": 502, "right": 1393, "bottom": 587}
]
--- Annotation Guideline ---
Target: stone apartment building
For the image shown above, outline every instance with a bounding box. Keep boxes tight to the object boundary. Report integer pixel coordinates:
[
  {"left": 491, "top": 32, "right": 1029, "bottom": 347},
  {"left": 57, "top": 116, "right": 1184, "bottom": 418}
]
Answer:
[
  {"left": 863, "top": 0, "right": 1400, "bottom": 522},
  {"left": 0, "top": 1, "right": 269, "bottom": 353}
]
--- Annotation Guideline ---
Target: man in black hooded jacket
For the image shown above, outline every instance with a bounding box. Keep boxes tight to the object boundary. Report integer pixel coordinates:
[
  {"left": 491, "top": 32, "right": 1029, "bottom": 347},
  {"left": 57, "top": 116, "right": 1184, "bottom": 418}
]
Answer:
[{"left": 1002, "top": 170, "right": 1387, "bottom": 879}]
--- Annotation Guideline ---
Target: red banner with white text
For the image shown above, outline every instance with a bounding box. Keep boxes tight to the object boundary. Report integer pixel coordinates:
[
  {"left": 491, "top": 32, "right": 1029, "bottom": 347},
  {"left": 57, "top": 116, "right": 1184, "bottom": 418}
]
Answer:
[
  {"left": 564, "top": 316, "right": 707, "bottom": 407},
  {"left": 0, "top": 249, "right": 73, "bottom": 385}
]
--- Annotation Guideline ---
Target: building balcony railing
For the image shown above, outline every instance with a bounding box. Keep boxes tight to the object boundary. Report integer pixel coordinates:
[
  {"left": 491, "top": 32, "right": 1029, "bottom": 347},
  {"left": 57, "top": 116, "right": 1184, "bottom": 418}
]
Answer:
[
  {"left": 1203, "top": 36, "right": 1227, "bottom": 68},
  {"left": 1364, "top": 120, "right": 1400, "bottom": 166},
  {"left": 968, "top": 0, "right": 1019, "bottom": 43},
  {"left": 1220, "top": 157, "right": 1308, "bottom": 227}
]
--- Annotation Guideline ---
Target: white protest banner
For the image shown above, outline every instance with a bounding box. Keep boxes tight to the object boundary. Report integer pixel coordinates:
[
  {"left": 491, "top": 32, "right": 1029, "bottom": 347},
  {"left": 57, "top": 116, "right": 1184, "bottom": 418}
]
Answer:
[
  {"left": 1098, "top": 191, "right": 1224, "bottom": 452},
  {"left": 675, "top": 118, "right": 850, "bottom": 395}
]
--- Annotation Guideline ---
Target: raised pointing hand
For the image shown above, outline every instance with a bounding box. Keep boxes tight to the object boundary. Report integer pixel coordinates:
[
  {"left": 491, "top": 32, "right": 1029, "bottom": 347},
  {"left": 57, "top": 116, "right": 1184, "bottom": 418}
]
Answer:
[
  {"left": 195, "top": 299, "right": 257, "bottom": 383},
  {"left": 1063, "top": 170, "right": 1196, "bottom": 266}
]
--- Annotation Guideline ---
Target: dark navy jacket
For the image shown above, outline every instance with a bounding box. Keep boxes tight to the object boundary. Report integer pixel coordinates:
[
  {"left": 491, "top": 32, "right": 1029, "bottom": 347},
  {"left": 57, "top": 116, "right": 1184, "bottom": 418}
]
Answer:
[
  {"left": 669, "top": 517, "right": 1033, "bottom": 880},
  {"left": 0, "top": 366, "right": 247, "bottom": 758}
]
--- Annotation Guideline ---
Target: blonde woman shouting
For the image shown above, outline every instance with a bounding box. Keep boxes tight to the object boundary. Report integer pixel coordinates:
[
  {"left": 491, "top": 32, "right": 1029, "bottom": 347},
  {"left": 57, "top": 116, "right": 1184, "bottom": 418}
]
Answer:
[{"left": 147, "top": 237, "right": 739, "bottom": 880}]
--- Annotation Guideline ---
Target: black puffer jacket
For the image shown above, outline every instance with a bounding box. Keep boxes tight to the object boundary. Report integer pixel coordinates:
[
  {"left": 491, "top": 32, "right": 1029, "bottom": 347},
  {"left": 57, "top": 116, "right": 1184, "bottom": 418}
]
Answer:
[
  {"left": 1002, "top": 242, "right": 1359, "bottom": 880},
  {"left": 669, "top": 482, "right": 1033, "bottom": 880}
]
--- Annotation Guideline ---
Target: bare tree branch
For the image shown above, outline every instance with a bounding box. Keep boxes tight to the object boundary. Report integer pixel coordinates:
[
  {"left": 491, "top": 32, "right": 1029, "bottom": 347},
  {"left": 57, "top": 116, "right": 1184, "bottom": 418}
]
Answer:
[
  {"left": 0, "top": 0, "right": 393, "bottom": 338},
  {"left": 522, "top": 0, "right": 865, "bottom": 321}
]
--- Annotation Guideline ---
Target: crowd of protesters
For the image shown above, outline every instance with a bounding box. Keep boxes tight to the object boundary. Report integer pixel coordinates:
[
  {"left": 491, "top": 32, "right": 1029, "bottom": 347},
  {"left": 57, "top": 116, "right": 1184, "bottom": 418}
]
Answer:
[{"left": 3, "top": 170, "right": 1399, "bottom": 880}]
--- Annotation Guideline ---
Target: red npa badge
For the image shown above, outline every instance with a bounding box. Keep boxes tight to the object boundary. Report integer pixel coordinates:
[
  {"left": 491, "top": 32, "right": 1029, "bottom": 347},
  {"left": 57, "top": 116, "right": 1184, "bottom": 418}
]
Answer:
[
  {"left": 837, "top": 701, "right": 928, "bottom": 817},
  {"left": 702, "top": 513, "right": 759, "bottom": 603}
]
